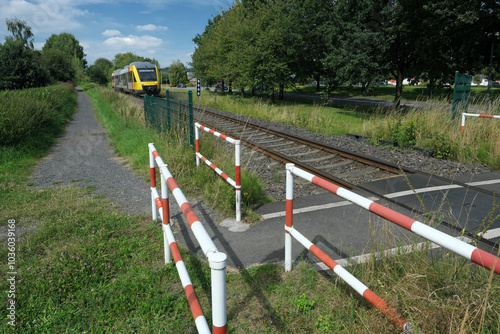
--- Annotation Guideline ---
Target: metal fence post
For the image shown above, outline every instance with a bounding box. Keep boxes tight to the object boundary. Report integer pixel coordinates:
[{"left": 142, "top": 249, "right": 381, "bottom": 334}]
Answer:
[
  {"left": 149, "top": 143, "right": 158, "bottom": 221},
  {"left": 144, "top": 94, "right": 149, "bottom": 126},
  {"left": 195, "top": 124, "right": 200, "bottom": 168},
  {"left": 188, "top": 90, "right": 194, "bottom": 148},
  {"left": 285, "top": 163, "right": 294, "bottom": 272},
  {"left": 166, "top": 89, "right": 171, "bottom": 130}
]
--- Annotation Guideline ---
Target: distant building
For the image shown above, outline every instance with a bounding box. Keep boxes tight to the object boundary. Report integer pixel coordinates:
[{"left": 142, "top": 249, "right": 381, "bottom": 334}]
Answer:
[{"left": 387, "top": 78, "right": 421, "bottom": 85}]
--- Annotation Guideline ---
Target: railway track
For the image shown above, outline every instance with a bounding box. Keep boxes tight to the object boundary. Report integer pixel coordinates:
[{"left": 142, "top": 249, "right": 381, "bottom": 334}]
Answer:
[
  {"left": 193, "top": 105, "right": 500, "bottom": 250},
  {"left": 131, "top": 91, "right": 498, "bottom": 249},
  {"left": 194, "top": 105, "right": 498, "bottom": 197},
  {"left": 194, "top": 106, "right": 404, "bottom": 190}
]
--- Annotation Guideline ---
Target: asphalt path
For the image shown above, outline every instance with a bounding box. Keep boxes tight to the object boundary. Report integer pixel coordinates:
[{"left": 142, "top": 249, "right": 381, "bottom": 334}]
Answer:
[{"left": 31, "top": 89, "right": 500, "bottom": 271}]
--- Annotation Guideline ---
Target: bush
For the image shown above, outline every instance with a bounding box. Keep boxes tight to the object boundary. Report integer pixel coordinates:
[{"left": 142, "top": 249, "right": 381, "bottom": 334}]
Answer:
[
  {"left": 427, "top": 134, "right": 456, "bottom": 160},
  {"left": 389, "top": 119, "right": 416, "bottom": 148},
  {"left": 0, "top": 83, "right": 75, "bottom": 145}
]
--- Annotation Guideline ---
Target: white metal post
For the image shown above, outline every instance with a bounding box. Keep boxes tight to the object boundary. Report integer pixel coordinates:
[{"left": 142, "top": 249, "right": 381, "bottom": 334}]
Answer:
[
  {"left": 149, "top": 144, "right": 158, "bottom": 221},
  {"left": 235, "top": 140, "right": 241, "bottom": 222},
  {"left": 160, "top": 169, "right": 171, "bottom": 264},
  {"left": 195, "top": 123, "right": 200, "bottom": 168},
  {"left": 208, "top": 252, "right": 227, "bottom": 334},
  {"left": 285, "top": 163, "right": 294, "bottom": 272}
]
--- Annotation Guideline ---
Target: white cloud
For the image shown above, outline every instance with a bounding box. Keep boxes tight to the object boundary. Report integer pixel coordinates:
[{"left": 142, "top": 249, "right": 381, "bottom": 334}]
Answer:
[
  {"left": 103, "top": 35, "right": 162, "bottom": 49},
  {"left": 0, "top": 0, "right": 87, "bottom": 34},
  {"left": 33, "top": 41, "right": 45, "bottom": 50},
  {"left": 102, "top": 29, "right": 121, "bottom": 37},
  {"left": 136, "top": 24, "right": 168, "bottom": 32}
]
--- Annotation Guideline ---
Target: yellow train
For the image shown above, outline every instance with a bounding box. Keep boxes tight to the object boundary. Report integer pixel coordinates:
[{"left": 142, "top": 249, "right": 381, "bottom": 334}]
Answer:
[{"left": 112, "top": 62, "right": 160, "bottom": 96}]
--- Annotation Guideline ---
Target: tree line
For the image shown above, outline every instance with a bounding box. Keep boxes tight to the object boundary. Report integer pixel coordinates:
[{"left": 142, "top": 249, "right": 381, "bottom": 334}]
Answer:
[
  {"left": 0, "top": 18, "right": 86, "bottom": 90},
  {"left": 0, "top": 18, "right": 190, "bottom": 90},
  {"left": 190, "top": 0, "right": 499, "bottom": 106}
]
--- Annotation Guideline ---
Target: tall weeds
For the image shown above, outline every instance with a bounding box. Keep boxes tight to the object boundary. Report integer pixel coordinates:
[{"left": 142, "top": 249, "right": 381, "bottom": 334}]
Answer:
[
  {"left": 0, "top": 83, "right": 75, "bottom": 145},
  {"left": 363, "top": 96, "right": 500, "bottom": 169}
]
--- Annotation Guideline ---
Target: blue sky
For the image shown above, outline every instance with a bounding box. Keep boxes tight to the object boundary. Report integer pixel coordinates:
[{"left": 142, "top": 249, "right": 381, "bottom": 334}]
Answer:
[{"left": 0, "top": 0, "right": 233, "bottom": 68}]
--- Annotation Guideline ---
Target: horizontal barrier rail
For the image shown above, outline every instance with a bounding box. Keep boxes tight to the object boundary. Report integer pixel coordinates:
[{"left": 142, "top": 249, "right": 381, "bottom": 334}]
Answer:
[
  {"left": 284, "top": 164, "right": 415, "bottom": 332},
  {"left": 461, "top": 112, "right": 500, "bottom": 132},
  {"left": 195, "top": 122, "right": 241, "bottom": 222},
  {"left": 285, "top": 163, "right": 500, "bottom": 332},
  {"left": 286, "top": 163, "right": 500, "bottom": 275},
  {"left": 149, "top": 143, "right": 227, "bottom": 334}
]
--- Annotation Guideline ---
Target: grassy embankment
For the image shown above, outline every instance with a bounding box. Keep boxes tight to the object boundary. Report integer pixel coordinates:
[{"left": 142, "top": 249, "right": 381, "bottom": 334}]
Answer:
[
  {"left": 0, "top": 85, "right": 498, "bottom": 333},
  {"left": 190, "top": 85, "right": 500, "bottom": 170}
]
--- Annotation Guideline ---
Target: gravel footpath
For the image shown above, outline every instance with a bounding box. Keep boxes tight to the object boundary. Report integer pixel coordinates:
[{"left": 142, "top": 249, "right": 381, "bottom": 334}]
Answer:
[
  {"left": 30, "top": 89, "right": 154, "bottom": 215},
  {"left": 30, "top": 90, "right": 223, "bottom": 231}
]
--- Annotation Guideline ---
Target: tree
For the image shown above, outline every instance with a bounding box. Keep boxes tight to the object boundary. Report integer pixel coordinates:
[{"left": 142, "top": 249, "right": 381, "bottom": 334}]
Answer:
[
  {"left": 43, "top": 33, "right": 86, "bottom": 66},
  {"left": 5, "top": 17, "right": 34, "bottom": 49},
  {"left": 87, "top": 58, "right": 113, "bottom": 85},
  {"left": 191, "top": 14, "right": 221, "bottom": 84},
  {"left": 0, "top": 19, "right": 48, "bottom": 90},
  {"left": 168, "top": 60, "right": 187, "bottom": 86},
  {"left": 323, "top": 0, "right": 389, "bottom": 97},
  {"left": 113, "top": 52, "right": 146, "bottom": 70},
  {"left": 41, "top": 48, "right": 75, "bottom": 82},
  {"left": 286, "top": 0, "right": 333, "bottom": 92},
  {"left": 0, "top": 39, "right": 49, "bottom": 90},
  {"left": 192, "top": 0, "right": 497, "bottom": 107},
  {"left": 42, "top": 33, "right": 86, "bottom": 82}
]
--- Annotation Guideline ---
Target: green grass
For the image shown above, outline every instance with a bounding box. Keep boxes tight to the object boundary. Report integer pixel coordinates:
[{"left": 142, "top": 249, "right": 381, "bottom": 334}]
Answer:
[
  {"left": 0, "top": 84, "right": 75, "bottom": 145},
  {"left": 291, "top": 84, "right": 500, "bottom": 101},
  {"left": 362, "top": 98, "right": 500, "bottom": 169},
  {"left": 0, "top": 84, "right": 76, "bottom": 226},
  {"left": 196, "top": 92, "right": 371, "bottom": 136},
  {"left": 1, "top": 85, "right": 498, "bottom": 333}
]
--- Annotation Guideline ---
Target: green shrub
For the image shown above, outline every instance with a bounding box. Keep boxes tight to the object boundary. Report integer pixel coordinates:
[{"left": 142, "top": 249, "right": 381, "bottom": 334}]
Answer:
[
  {"left": 389, "top": 119, "right": 416, "bottom": 148},
  {"left": 427, "top": 134, "right": 455, "bottom": 160},
  {"left": 241, "top": 170, "right": 272, "bottom": 207}
]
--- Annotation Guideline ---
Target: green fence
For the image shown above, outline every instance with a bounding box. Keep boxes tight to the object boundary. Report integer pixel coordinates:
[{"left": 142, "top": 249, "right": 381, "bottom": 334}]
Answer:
[
  {"left": 451, "top": 71, "right": 472, "bottom": 120},
  {"left": 144, "top": 90, "right": 195, "bottom": 147}
]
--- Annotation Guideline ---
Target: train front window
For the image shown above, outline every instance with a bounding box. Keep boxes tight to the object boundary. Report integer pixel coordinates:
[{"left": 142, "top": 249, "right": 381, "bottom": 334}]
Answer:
[{"left": 138, "top": 69, "right": 157, "bottom": 82}]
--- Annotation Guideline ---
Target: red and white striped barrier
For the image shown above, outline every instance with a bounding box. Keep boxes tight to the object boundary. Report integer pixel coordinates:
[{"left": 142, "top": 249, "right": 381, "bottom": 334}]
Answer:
[
  {"left": 284, "top": 164, "right": 415, "bottom": 332},
  {"left": 285, "top": 163, "right": 500, "bottom": 275},
  {"left": 461, "top": 112, "right": 500, "bottom": 132},
  {"left": 285, "top": 225, "right": 412, "bottom": 331},
  {"left": 285, "top": 163, "right": 500, "bottom": 331},
  {"left": 149, "top": 143, "right": 228, "bottom": 334},
  {"left": 195, "top": 122, "right": 241, "bottom": 222}
]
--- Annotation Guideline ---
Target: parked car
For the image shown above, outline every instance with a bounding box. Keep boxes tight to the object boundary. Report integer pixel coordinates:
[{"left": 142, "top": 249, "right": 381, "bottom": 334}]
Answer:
[
  {"left": 177, "top": 83, "right": 187, "bottom": 88},
  {"left": 215, "top": 84, "right": 228, "bottom": 91}
]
